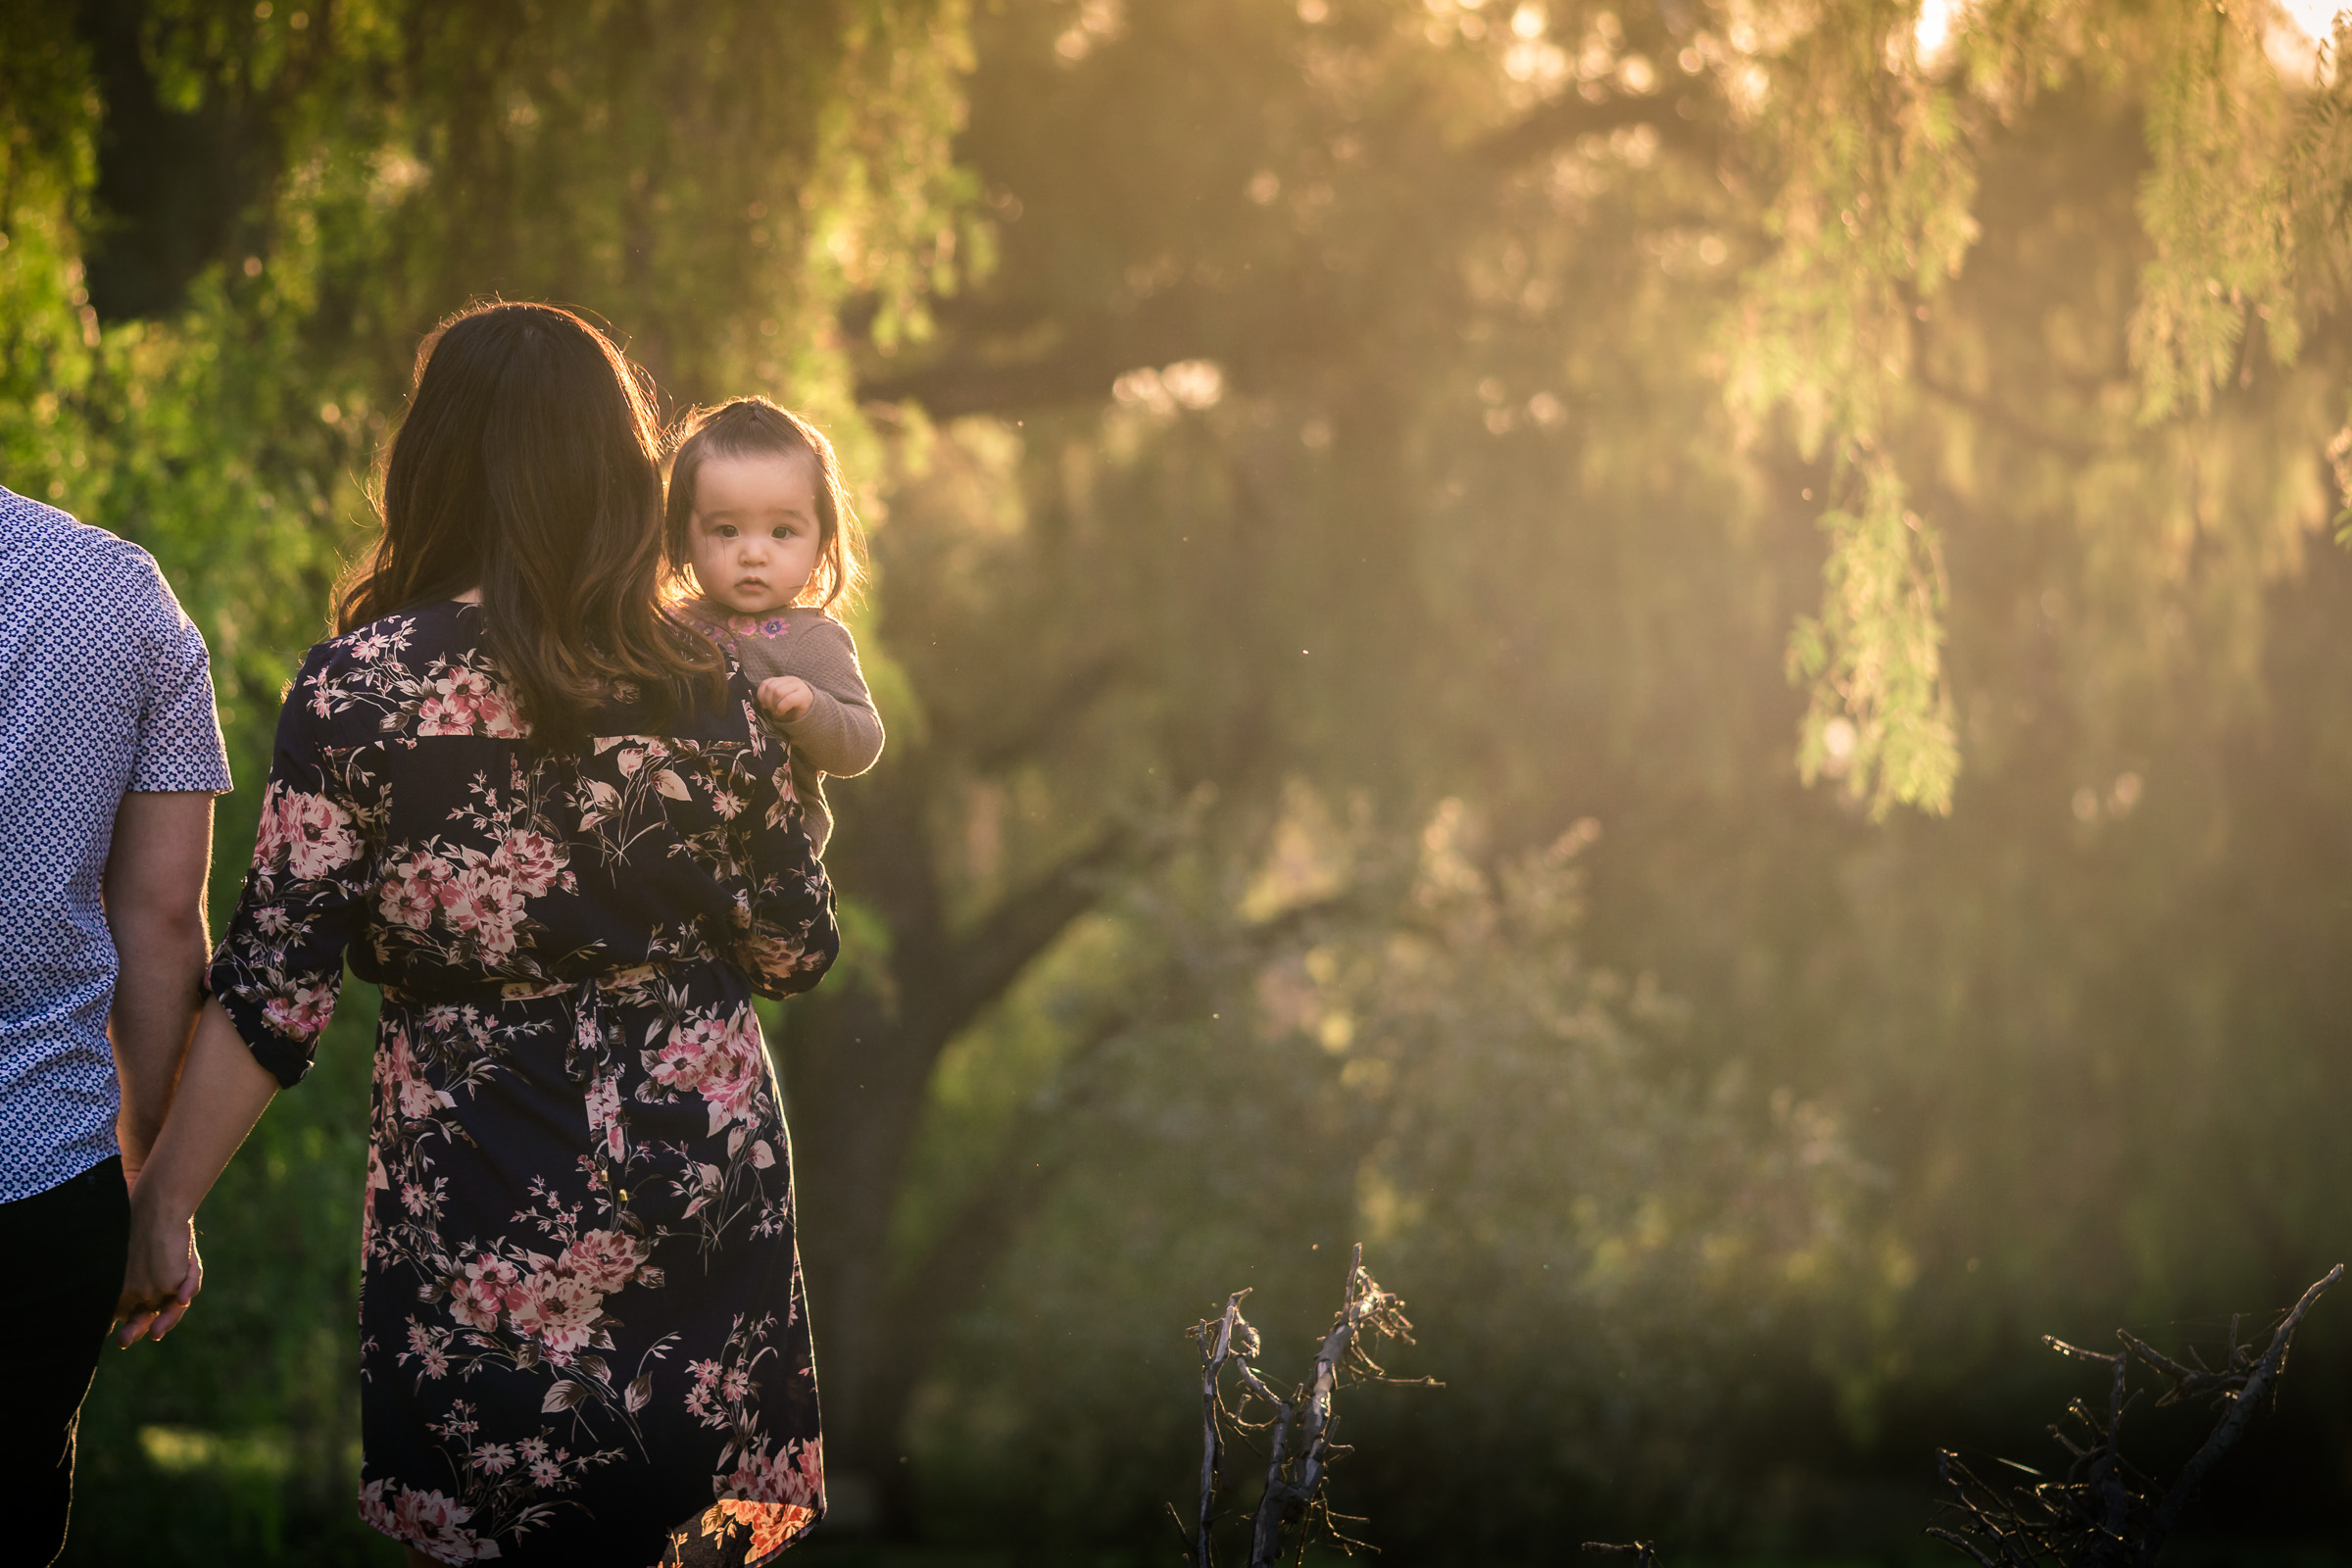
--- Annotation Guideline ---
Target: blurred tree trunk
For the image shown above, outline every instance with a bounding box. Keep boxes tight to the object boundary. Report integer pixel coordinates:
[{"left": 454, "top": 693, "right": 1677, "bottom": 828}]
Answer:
[{"left": 780, "top": 742, "right": 1129, "bottom": 1526}]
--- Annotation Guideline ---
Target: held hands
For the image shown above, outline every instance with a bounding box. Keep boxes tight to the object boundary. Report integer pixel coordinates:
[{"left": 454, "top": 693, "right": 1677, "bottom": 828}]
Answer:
[
  {"left": 757, "top": 675, "right": 815, "bottom": 723},
  {"left": 115, "top": 1198, "right": 203, "bottom": 1347},
  {"left": 107, "top": 998, "right": 277, "bottom": 1348}
]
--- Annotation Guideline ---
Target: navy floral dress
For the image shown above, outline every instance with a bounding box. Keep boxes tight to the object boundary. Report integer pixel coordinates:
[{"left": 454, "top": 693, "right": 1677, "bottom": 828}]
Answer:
[{"left": 207, "top": 602, "right": 839, "bottom": 1567}]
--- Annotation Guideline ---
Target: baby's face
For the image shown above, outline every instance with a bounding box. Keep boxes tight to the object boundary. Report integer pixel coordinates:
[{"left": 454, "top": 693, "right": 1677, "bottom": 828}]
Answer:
[{"left": 686, "top": 449, "right": 823, "bottom": 616}]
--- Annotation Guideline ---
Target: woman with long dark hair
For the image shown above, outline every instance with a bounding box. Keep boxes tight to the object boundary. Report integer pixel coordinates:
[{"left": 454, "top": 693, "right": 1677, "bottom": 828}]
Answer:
[{"left": 118, "top": 303, "right": 839, "bottom": 1567}]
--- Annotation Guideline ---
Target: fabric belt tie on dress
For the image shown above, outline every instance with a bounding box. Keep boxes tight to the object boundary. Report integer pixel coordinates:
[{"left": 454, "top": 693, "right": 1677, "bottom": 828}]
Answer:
[{"left": 379, "top": 957, "right": 697, "bottom": 1085}]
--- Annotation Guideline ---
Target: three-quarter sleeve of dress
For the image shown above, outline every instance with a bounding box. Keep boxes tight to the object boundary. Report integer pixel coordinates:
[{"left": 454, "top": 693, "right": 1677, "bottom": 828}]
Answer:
[
  {"left": 206, "top": 643, "right": 376, "bottom": 1087},
  {"left": 736, "top": 724, "right": 842, "bottom": 1000}
]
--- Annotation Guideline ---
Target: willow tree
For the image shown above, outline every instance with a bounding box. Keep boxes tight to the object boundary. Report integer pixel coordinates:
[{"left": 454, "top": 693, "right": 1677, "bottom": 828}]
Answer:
[
  {"left": 804, "top": 0, "right": 2352, "bottom": 1542},
  {"left": 1727, "top": 0, "right": 2352, "bottom": 812}
]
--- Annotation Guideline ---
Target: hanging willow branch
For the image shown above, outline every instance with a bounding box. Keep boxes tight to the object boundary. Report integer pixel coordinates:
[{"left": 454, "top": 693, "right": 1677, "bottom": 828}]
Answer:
[
  {"left": 1928, "top": 1264, "right": 2343, "bottom": 1568},
  {"left": 1177, "top": 1245, "right": 1437, "bottom": 1568}
]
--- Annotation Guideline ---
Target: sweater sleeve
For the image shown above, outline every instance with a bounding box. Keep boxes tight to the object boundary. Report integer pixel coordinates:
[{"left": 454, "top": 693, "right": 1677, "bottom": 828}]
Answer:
[{"left": 769, "top": 620, "right": 885, "bottom": 778}]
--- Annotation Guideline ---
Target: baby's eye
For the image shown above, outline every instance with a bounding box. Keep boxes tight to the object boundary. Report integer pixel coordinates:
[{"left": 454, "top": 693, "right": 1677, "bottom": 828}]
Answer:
[
  {"left": 771, "top": 525, "right": 798, "bottom": 540},
  {"left": 713, "top": 524, "right": 739, "bottom": 538}
]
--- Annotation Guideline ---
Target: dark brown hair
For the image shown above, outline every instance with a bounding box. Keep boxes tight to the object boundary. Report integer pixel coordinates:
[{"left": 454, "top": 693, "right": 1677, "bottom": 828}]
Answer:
[
  {"left": 663, "top": 397, "right": 863, "bottom": 612},
  {"left": 337, "top": 301, "right": 722, "bottom": 739}
]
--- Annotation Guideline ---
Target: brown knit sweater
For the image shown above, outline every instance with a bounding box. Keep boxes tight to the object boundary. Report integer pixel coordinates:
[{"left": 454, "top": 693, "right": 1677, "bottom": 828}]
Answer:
[{"left": 688, "top": 602, "right": 883, "bottom": 856}]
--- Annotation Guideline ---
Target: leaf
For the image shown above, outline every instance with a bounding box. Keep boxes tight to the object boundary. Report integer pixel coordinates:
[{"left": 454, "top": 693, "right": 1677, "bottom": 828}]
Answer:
[
  {"left": 626, "top": 1373, "right": 653, "bottom": 1413},
  {"left": 653, "top": 768, "right": 692, "bottom": 800},
  {"left": 542, "top": 1380, "right": 589, "bottom": 1413},
  {"left": 577, "top": 1354, "right": 611, "bottom": 1383}
]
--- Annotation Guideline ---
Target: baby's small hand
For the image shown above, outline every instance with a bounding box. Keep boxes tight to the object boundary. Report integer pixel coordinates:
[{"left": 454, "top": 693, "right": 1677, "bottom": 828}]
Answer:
[{"left": 757, "top": 675, "right": 815, "bottom": 722}]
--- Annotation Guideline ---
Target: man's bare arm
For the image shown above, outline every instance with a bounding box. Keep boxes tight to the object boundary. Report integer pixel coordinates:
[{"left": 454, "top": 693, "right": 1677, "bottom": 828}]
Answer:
[{"left": 103, "top": 790, "right": 217, "bottom": 1181}]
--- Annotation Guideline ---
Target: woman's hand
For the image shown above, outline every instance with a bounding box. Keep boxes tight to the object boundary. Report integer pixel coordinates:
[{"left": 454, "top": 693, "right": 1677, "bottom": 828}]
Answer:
[
  {"left": 757, "top": 675, "right": 815, "bottom": 722},
  {"left": 116, "top": 1202, "right": 203, "bottom": 1347}
]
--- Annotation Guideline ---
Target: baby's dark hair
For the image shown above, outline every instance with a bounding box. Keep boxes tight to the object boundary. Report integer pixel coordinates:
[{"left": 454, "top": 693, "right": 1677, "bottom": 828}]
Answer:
[{"left": 663, "top": 397, "right": 862, "bottom": 612}]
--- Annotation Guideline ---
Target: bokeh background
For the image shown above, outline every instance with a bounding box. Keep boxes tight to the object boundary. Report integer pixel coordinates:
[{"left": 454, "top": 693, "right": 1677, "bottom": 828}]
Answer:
[{"left": 8, "top": 0, "right": 2352, "bottom": 1562}]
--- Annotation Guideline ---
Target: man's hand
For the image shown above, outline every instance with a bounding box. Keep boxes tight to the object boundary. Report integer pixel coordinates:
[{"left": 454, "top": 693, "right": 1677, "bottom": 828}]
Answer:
[
  {"left": 116, "top": 1202, "right": 202, "bottom": 1347},
  {"left": 757, "top": 675, "right": 815, "bottom": 723}
]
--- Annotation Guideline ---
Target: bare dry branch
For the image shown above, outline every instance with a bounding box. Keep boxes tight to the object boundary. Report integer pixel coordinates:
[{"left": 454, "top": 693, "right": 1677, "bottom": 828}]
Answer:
[
  {"left": 2136, "top": 1263, "right": 2345, "bottom": 1568},
  {"left": 1178, "top": 1245, "right": 1432, "bottom": 1568},
  {"left": 1930, "top": 1267, "right": 2342, "bottom": 1568}
]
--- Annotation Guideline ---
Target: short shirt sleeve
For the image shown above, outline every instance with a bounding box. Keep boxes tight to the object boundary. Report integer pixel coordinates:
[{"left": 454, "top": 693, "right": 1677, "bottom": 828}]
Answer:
[{"left": 125, "top": 554, "right": 233, "bottom": 794}]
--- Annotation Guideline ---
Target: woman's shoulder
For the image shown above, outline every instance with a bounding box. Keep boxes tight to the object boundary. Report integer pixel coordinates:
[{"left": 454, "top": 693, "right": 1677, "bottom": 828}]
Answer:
[
  {"left": 289, "top": 603, "right": 517, "bottom": 739},
  {"left": 299, "top": 603, "right": 479, "bottom": 686}
]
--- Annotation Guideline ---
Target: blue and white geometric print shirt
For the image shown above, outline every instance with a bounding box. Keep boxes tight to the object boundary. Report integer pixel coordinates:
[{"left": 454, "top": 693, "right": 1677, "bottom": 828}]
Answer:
[{"left": 0, "top": 486, "right": 232, "bottom": 1201}]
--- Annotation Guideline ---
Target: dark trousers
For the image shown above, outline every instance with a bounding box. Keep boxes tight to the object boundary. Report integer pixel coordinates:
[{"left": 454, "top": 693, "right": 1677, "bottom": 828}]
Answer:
[{"left": 0, "top": 1156, "right": 129, "bottom": 1567}]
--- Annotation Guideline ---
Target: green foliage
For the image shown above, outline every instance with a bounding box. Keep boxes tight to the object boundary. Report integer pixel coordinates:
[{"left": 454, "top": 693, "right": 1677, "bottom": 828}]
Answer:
[
  {"left": 2130, "top": 1, "right": 2303, "bottom": 422},
  {"left": 902, "top": 800, "right": 1894, "bottom": 1542},
  {"left": 1728, "top": 0, "right": 2352, "bottom": 812},
  {"left": 1788, "top": 456, "right": 1956, "bottom": 817}
]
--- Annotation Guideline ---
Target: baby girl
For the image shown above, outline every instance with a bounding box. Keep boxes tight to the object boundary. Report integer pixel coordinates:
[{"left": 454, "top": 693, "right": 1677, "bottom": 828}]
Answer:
[{"left": 666, "top": 397, "right": 882, "bottom": 855}]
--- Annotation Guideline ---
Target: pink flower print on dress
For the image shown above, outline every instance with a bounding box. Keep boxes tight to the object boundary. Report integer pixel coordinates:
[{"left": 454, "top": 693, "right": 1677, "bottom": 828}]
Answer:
[
  {"left": 417, "top": 663, "right": 526, "bottom": 739},
  {"left": 378, "top": 1027, "right": 457, "bottom": 1121},
  {"left": 275, "top": 788, "right": 362, "bottom": 879},
  {"left": 254, "top": 782, "right": 359, "bottom": 880},
  {"left": 403, "top": 1318, "right": 452, "bottom": 1379},
  {"left": 508, "top": 1265, "right": 604, "bottom": 1362},
  {"left": 379, "top": 851, "right": 453, "bottom": 930},
  {"left": 647, "top": 1008, "right": 768, "bottom": 1135},
  {"left": 262, "top": 982, "right": 334, "bottom": 1041},
  {"left": 488, "top": 828, "right": 565, "bottom": 898},
  {"left": 444, "top": 866, "right": 525, "bottom": 957},
  {"left": 722, "top": 1433, "right": 824, "bottom": 1509},
  {"left": 450, "top": 1252, "right": 522, "bottom": 1332},
  {"left": 477, "top": 688, "right": 524, "bottom": 739},
  {"left": 358, "top": 1479, "right": 397, "bottom": 1535},
  {"left": 557, "top": 1228, "right": 645, "bottom": 1294},
  {"left": 696, "top": 1010, "right": 768, "bottom": 1137},
  {"left": 647, "top": 1016, "right": 728, "bottom": 1095},
  {"left": 390, "top": 1486, "right": 491, "bottom": 1562}
]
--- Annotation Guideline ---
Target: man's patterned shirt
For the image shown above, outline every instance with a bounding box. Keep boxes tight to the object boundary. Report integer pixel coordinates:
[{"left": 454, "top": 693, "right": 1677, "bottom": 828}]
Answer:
[{"left": 0, "top": 486, "right": 232, "bottom": 1201}]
